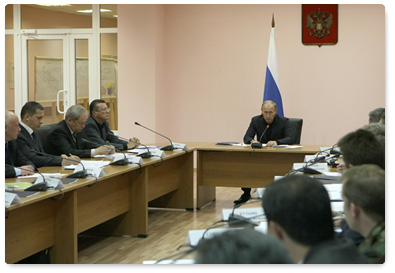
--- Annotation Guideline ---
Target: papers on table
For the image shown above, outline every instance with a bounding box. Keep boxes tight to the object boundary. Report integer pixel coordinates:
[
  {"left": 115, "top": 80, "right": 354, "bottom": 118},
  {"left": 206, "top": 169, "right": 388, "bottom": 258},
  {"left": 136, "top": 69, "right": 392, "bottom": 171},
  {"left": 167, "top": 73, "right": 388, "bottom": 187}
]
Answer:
[
  {"left": 64, "top": 160, "right": 110, "bottom": 170},
  {"left": 273, "top": 145, "right": 303, "bottom": 148},
  {"left": 293, "top": 162, "right": 329, "bottom": 173},
  {"left": 5, "top": 182, "right": 34, "bottom": 189},
  {"left": 222, "top": 207, "right": 265, "bottom": 222},
  {"left": 5, "top": 192, "right": 22, "bottom": 206},
  {"left": 18, "top": 173, "right": 63, "bottom": 179}
]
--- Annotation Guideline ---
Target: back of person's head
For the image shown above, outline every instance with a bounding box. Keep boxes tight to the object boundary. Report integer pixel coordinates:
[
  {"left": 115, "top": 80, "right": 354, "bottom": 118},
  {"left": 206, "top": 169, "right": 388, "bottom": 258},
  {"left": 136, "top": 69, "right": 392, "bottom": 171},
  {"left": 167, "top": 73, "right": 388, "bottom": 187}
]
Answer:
[
  {"left": 369, "top": 107, "right": 385, "bottom": 124},
  {"left": 89, "top": 99, "right": 106, "bottom": 114},
  {"left": 65, "top": 105, "right": 88, "bottom": 121},
  {"left": 262, "top": 176, "right": 334, "bottom": 246},
  {"left": 337, "top": 129, "right": 385, "bottom": 169},
  {"left": 343, "top": 176, "right": 385, "bottom": 223},
  {"left": 360, "top": 123, "right": 385, "bottom": 137},
  {"left": 342, "top": 164, "right": 385, "bottom": 183},
  {"left": 20, "top": 101, "right": 44, "bottom": 119},
  {"left": 360, "top": 123, "right": 385, "bottom": 149},
  {"left": 194, "top": 229, "right": 292, "bottom": 264}
]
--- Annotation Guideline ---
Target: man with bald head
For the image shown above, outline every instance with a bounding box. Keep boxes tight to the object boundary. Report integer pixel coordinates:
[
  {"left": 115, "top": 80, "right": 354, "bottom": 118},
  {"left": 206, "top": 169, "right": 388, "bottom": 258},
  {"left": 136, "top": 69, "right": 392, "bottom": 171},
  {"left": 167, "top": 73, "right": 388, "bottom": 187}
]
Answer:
[{"left": 5, "top": 111, "right": 35, "bottom": 178}]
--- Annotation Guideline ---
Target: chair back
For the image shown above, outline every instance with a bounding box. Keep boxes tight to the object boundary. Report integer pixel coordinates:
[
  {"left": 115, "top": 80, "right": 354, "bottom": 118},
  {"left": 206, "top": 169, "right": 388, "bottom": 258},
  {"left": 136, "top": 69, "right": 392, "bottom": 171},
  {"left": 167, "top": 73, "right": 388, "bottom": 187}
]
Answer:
[
  {"left": 36, "top": 123, "right": 57, "bottom": 146},
  {"left": 288, "top": 118, "right": 303, "bottom": 144}
]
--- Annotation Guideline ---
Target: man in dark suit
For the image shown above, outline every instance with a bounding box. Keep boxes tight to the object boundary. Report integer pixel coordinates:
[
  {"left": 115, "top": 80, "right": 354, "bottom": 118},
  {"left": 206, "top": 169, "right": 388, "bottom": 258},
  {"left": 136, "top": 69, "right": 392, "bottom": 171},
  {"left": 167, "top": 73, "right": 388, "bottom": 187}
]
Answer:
[
  {"left": 5, "top": 111, "right": 34, "bottom": 178},
  {"left": 83, "top": 99, "right": 139, "bottom": 150},
  {"left": 235, "top": 100, "right": 294, "bottom": 204},
  {"left": 262, "top": 175, "right": 369, "bottom": 264},
  {"left": 17, "top": 101, "right": 78, "bottom": 168},
  {"left": 44, "top": 105, "right": 114, "bottom": 158}
]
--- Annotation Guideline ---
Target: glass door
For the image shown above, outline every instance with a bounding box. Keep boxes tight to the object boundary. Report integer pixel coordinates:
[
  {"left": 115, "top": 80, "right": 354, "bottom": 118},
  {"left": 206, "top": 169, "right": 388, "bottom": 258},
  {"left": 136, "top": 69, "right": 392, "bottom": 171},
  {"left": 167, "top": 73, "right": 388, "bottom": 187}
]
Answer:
[{"left": 20, "top": 33, "right": 95, "bottom": 124}]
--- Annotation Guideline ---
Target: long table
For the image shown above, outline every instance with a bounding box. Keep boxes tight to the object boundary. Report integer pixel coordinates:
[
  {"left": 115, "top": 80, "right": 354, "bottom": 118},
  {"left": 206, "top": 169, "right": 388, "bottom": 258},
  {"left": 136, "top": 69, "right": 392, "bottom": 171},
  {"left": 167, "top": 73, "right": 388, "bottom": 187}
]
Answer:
[
  {"left": 5, "top": 142, "right": 323, "bottom": 263},
  {"left": 5, "top": 146, "right": 195, "bottom": 264},
  {"left": 196, "top": 144, "right": 321, "bottom": 209}
]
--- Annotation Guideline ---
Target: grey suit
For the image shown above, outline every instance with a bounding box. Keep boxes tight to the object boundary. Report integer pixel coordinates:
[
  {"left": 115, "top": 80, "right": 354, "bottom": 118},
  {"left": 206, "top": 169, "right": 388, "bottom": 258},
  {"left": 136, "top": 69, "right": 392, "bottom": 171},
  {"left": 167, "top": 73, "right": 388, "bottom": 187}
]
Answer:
[{"left": 44, "top": 120, "right": 95, "bottom": 158}]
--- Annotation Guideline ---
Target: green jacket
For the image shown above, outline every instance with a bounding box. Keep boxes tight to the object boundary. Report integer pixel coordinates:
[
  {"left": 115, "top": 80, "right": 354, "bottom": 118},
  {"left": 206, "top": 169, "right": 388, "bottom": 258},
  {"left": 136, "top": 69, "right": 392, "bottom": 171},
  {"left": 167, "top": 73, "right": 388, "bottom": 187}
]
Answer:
[{"left": 359, "top": 221, "right": 385, "bottom": 264}]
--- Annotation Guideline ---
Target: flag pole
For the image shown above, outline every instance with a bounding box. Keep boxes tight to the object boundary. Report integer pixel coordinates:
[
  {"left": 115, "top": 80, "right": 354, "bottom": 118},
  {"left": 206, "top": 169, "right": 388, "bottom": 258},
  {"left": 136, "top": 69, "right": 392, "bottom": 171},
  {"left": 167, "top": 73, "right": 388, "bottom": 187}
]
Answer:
[{"left": 272, "top": 13, "right": 275, "bottom": 28}]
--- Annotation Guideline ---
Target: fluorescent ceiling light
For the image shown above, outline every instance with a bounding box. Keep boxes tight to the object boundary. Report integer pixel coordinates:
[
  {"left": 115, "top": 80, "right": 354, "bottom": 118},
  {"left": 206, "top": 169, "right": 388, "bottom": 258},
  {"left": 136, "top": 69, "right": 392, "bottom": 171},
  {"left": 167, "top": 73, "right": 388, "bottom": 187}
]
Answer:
[{"left": 77, "top": 9, "right": 112, "bottom": 13}]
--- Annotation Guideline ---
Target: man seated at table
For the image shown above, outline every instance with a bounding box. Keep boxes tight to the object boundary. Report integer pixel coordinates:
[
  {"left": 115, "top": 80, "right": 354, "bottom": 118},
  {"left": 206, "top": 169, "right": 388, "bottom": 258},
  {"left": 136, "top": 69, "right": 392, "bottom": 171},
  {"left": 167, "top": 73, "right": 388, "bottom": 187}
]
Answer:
[
  {"left": 17, "top": 101, "right": 79, "bottom": 168},
  {"left": 44, "top": 104, "right": 115, "bottom": 158},
  {"left": 262, "top": 175, "right": 368, "bottom": 264},
  {"left": 338, "top": 128, "right": 385, "bottom": 171},
  {"left": 83, "top": 99, "right": 139, "bottom": 150},
  {"left": 235, "top": 100, "right": 294, "bottom": 204},
  {"left": 341, "top": 165, "right": 385, "bottom": 263},
  {"left": 5, "top": 111, "right": 35, "bottom": 178}
]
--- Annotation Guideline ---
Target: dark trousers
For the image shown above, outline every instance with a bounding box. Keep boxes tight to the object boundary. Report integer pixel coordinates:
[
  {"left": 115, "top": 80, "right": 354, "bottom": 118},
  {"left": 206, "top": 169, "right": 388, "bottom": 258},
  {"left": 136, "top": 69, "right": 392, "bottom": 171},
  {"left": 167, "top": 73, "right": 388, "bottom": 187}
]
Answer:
[{"left": 241, "top": 187, "right": 251, "bottom": 196}]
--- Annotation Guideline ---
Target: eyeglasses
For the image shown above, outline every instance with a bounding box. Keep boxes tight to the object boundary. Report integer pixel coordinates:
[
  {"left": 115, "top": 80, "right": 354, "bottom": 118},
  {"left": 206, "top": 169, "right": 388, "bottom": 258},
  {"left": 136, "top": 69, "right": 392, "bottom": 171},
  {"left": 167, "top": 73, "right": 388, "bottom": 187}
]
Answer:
[{"left": 97, "top": 107, "right": 110, "bottom": 113}]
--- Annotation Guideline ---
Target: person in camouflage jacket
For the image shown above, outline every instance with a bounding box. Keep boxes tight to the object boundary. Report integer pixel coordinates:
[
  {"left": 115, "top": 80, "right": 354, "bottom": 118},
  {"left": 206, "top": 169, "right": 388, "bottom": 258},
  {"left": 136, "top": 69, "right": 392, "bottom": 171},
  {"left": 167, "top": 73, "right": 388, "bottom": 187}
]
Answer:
[{"left": 342, "top": 165, "right": 385, "bottom": 264}]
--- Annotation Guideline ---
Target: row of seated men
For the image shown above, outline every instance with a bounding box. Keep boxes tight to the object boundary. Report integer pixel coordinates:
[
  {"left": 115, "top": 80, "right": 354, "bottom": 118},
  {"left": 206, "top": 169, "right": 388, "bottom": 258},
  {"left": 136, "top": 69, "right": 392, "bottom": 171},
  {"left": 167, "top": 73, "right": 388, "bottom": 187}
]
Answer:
[
  {"left": 5, "top": 99, "right": 140, "bottom": 178},
  {"left": 193, "top": 109, "right": 385, "bottom": 264}
]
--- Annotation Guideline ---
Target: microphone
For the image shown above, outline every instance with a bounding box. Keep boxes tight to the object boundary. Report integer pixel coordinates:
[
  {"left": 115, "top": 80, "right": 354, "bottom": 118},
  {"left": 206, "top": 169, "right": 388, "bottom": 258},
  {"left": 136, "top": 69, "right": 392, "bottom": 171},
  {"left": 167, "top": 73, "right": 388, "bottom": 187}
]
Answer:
[
  {"left": 6, "top": 164, "right": 48, "bottom": 191},
  {"left": 252, "top": 125, "right": 270, "bottom": 149},
  {"left": 228, "top": 200, "right": 261, "bottom": 228},
  {"left": 29, "top": 149, "right": 88, "bottom": 178},
  {"left": 135, "top": 122, "right": 174, "bottom": 151},
  {"left": 136, "top": 142, "right": 152, "bottom": 158}
]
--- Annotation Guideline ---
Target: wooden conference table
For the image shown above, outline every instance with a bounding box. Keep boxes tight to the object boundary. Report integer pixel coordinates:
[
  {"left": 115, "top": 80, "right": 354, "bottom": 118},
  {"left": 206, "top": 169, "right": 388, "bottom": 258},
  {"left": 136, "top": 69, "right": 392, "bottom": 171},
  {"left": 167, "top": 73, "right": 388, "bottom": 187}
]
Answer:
[
  {"left": 196, "top": 143, "right": 321, "bottom": 209},
  {"left": 5, "top": 142, "right": 322, "bottom": 263},
  {"left": 5, "top": 144, "right": 195, "bottom": 264}
]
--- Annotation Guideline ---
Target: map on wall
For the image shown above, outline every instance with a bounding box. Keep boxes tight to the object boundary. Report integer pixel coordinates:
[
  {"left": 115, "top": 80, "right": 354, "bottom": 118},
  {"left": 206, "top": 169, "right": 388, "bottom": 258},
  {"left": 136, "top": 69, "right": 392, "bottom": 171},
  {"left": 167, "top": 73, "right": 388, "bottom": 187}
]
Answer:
[{"left": 35, "top": 57, "right": 117, "bottom": 101}]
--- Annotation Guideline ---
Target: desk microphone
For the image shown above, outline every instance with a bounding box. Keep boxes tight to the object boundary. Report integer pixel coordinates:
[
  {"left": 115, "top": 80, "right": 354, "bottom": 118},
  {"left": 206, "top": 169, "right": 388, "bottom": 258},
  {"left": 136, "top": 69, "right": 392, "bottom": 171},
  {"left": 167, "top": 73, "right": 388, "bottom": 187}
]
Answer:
[
  {"left": 30, "top": 149, "right": 88, "bottom": 178},
  {"left": 228, "top": 200, "right": 262, "bottom": 228},
  {"left": 135, "top": 142, "right": 152, "bottom": 158},
  {"left": 134, "top": 122, "right": 174, "bottom": 151},
  {"left": 252, "top": 125, "right": 270, "bottom": 149},
  {"left": 81, "top": 138, "right": 128, "bottom": 165},
  {"left": 6, "top": 164, "right": 48, "bottom": 191}
]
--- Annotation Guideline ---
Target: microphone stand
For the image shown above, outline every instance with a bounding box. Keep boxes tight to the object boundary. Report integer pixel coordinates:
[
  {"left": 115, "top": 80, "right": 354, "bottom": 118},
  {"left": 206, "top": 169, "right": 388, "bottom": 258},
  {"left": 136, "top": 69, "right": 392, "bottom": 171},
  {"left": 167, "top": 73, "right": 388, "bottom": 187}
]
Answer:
[
  {"left": 135, "top": 122, "right": 174, "bottom": 151},
  {"left": 6, "top": 164, "right": 48, "bottom": 191}
]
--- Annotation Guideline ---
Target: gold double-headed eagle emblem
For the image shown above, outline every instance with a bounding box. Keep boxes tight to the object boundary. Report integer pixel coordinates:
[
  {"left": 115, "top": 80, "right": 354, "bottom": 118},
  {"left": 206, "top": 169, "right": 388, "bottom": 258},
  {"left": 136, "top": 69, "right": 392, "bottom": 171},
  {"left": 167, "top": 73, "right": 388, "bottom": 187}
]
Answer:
[{"left": 306, "top": 8, "right": 334, "bottom": 39}]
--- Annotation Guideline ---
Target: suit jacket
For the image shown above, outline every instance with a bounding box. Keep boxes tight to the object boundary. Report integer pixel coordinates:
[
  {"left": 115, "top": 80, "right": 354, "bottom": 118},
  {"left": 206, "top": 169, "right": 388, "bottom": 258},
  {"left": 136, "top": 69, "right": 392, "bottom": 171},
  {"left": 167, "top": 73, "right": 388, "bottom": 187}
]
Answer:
[
  {"left": 17, "top": 125, "right": 63, "bottom": 168},
  {"left": 44, "top": 120, "right": 96, "bottom": 158},
  {"left": 243, "top": 114, "right": 294, "bottom": 145},
  {"left": 83, "top": 116, "right": 128, "bottom": 150},
  {"left": 5, "top": 140, "right": 34, "bottom": 178},
  {"left": 303, "top": 238, "right": 369, "bottom": 264}
]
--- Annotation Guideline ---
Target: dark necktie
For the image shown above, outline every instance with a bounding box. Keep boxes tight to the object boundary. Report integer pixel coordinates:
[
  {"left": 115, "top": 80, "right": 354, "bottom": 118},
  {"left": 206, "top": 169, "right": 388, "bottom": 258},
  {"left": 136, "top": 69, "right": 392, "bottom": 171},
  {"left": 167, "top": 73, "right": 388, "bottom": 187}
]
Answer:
[
  {"left": 72, "top": 132, "right": 77, "bottom": 143},
  {"left": 31, "top": 131, "right": 41, "bottom": 151}
]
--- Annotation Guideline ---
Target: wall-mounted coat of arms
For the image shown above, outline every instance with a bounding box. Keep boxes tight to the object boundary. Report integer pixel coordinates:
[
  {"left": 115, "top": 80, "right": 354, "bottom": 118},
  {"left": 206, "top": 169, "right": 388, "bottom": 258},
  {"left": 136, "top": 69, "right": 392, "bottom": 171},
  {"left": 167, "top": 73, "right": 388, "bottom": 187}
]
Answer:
[{"left": 302, "top": 4, "right": 338, "bottom": 46}]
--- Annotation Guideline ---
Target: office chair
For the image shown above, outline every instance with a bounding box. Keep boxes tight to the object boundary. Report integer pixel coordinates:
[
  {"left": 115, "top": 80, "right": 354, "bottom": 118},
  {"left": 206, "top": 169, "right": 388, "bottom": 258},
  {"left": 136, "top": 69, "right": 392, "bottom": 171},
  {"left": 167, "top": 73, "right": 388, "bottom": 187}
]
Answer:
[{"left": 288, "top": 118, "right": 303, "bottom": 144}]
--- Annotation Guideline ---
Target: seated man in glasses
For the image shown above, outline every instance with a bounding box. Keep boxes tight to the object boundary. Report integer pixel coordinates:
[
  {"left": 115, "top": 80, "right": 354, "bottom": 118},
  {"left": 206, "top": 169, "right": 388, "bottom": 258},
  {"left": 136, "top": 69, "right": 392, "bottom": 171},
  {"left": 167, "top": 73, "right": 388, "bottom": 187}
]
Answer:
[{"left": 83, "top": 99, "right": 140, "bottom": 151}]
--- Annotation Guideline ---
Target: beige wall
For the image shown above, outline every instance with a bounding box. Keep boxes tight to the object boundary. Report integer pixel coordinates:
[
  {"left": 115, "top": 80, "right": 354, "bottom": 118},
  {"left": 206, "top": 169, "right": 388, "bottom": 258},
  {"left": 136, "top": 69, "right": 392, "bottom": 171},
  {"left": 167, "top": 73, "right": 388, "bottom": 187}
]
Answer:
[{"left": 109, "top": 4, "right": 385, "bottom": 145}]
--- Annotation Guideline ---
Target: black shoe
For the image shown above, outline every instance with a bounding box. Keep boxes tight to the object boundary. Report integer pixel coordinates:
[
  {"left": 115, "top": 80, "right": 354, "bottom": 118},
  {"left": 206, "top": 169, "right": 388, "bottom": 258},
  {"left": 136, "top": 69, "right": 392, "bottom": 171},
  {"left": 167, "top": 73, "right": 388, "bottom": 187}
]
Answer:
[{"left": 233, "top": 194, "right": 251, "bottom": 205}]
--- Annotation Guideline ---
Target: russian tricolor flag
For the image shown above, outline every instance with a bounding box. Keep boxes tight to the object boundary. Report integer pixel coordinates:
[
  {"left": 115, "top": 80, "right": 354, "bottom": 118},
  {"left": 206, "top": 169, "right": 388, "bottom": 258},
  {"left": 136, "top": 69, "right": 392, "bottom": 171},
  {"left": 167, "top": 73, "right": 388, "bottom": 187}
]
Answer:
[{"left": 263, "top": 22, "right": 284, "bottom": 117}]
